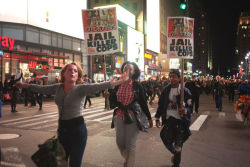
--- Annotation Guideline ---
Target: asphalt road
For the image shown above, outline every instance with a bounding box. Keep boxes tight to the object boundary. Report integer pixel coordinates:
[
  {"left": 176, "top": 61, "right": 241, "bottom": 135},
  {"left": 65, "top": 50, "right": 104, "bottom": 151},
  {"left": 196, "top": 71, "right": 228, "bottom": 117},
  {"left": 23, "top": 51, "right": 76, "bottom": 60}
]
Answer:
[{"left": 0, "top": 94, "right": 250, "bottom": 167}]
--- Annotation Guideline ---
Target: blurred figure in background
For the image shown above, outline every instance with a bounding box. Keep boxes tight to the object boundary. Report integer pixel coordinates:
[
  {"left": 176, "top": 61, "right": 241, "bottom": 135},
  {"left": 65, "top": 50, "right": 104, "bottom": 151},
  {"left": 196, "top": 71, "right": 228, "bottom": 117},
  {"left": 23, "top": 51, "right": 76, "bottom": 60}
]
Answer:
[
  {"left": 83, "top": 74, "right": 92, "bottom": 108},
  {"left": 9, "top": 73, "right": 23, "bottom": 112}
]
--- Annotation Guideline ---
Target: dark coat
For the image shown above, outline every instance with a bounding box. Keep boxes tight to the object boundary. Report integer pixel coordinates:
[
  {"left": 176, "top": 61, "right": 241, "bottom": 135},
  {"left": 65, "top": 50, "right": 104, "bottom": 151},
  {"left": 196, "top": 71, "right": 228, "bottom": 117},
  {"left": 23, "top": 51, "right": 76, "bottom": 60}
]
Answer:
[
  {"left": 155, "top": 84, "right": 192, "bottom": 136},
  {"left": 109, "top": 80, "right": 152, "bottom": 127}
]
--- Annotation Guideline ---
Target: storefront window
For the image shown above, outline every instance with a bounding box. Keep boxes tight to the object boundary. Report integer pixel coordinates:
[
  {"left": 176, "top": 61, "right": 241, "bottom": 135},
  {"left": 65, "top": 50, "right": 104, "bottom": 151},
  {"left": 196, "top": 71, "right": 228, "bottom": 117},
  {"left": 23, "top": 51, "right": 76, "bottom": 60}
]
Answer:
[
  {"left": 5, "top": 61, "right": 9, "bottom": 74},
  {"left": 26, "top": 27, "right": 39, "bottom": 44},
  {"left": 74, "top": 54, "right": 81, "bottom": 67},
  {"left": 40, "top": 31, "right": 51, "bottom": 46},
  {"left": 19, "top": 63, "right": 31, "bottom": 79},
  {"left": 2, "top": 25, "right": 24, "bottom": 40},
  {"left": 54, "top": 58, "right": 58, "bottom": 67},
  {"left": 11, "top": 60, "right": 18, "bottom": 74},
  {"left": 73, "top": 40, "right": 81, "bottom": 51},
  {"left": 58, "top": 36, "right": 63, "bottom": 48},
  {"left": 59, "top": 59, "right": 64, "bottom": 67},
  {"left": 65, "top": 53, "right": 73, "bottom": 64},
  {"left": 63, "top": 37, "right": 72, "bottom": 50},
  {"left": 52, "top": 34, "right": 57, "bottom": 47}
]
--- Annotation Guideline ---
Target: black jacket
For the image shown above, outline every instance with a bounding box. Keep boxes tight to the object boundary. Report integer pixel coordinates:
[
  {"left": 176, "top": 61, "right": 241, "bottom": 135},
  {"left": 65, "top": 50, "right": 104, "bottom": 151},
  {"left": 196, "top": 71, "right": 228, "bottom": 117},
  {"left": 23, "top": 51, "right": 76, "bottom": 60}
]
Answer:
[
  {"left": 109, "top": 80, "right": 152, "bottom": 122},
  {"left": 155, "top": 84, "right": 192, "bottom": 127}
]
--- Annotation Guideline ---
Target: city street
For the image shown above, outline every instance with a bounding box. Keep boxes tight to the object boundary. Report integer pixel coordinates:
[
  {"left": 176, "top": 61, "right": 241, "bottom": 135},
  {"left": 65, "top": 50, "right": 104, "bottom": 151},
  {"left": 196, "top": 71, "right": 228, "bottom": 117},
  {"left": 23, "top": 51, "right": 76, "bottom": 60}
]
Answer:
[{"left": 0, "top": 94, "right": 250, "bottom": 167}]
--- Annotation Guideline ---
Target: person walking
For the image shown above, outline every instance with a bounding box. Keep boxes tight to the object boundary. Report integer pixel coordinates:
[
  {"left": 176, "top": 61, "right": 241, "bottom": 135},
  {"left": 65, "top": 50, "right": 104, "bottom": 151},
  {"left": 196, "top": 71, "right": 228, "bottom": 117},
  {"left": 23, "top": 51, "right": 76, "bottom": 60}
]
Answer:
[
  {"left": 213, "top": 76, "right": 225, "bottom": 111},
  {"left": 109, "top": 61, "right": 153, "bottom": 167},
  {"left": 185, "top": 76, "right": 201, "bottom": 114},
  {"left": 155, "top": 69, "right": 192, "bottom": 167},
  {"left": 36, "top": 77, "right": 44, "bottom": 110},
  {"left": 9, "top": 73, "right": 22, "bottom": 112},
  {"left": 15, "top": 62, "right": 129, "bottom": 167},
  {"left": 83, "top": 74, "right": 92, "bottom": 108}
]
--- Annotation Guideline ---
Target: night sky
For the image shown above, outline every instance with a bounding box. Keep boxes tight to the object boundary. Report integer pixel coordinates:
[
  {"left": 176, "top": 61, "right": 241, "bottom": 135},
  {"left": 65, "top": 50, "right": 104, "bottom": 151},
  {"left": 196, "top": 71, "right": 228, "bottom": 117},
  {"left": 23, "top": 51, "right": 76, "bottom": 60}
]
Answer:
[{"left": 201, "top": 0, "right": 249, "bottom": 76}]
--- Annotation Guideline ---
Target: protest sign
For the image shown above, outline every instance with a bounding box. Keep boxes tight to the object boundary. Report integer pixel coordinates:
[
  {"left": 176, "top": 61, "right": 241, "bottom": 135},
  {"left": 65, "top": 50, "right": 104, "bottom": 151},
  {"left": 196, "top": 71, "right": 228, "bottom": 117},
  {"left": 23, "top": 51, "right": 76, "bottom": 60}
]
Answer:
[
  {"left": 167, "top": 17, "right": 194, "bottom": 59},
  {"left": 82, "top": 8, "right": 119, "bottom": 55}
]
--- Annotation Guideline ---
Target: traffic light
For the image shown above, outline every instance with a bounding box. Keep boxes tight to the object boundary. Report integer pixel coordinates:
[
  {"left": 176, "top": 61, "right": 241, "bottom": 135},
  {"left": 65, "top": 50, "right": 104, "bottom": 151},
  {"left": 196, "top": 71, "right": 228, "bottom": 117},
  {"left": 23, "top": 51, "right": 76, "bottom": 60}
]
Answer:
[{"left": 179, "top": 0, "right": 187, "bottom": 11}]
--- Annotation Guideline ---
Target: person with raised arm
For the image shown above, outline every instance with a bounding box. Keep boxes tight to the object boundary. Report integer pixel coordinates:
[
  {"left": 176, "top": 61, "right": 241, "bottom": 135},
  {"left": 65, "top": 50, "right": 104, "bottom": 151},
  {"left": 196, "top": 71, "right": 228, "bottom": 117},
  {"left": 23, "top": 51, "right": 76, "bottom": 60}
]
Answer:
[{"left": 15, "top": 62, "right": 129, "bottom": 167}]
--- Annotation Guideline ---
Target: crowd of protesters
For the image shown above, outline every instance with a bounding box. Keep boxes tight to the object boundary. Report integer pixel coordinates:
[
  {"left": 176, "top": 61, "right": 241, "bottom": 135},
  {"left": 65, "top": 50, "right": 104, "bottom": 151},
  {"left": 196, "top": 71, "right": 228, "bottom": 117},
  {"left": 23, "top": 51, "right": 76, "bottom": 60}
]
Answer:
[
  {"left": 140, "top": 75, "right": 250, "bottom": 113},
  {"left": 1, "top": 72, "right": 250, "bottom": 114}
]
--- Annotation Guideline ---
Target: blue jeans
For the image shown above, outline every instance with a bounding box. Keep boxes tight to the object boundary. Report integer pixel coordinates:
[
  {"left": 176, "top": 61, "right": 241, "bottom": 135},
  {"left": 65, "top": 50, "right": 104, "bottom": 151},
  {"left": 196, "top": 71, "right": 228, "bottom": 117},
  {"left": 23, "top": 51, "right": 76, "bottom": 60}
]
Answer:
[
  {"left": 215, "top": 95, "right": 222, "bottom": 110},
  {"left": 58, "top": 120, "right": 87, "bottom": 167}
]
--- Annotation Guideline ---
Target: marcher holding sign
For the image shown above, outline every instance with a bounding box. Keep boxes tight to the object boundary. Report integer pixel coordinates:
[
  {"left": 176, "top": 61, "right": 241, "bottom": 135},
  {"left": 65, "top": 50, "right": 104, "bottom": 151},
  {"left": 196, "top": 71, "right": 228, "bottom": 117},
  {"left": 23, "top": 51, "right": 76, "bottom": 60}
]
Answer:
[{"left": 155, "top": 16, "right": 194, "bottom": 167}]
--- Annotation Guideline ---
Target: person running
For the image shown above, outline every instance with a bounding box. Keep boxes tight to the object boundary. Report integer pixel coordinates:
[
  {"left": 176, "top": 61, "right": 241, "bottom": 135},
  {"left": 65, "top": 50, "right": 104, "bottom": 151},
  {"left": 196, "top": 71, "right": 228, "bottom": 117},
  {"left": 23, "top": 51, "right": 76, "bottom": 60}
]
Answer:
[
  {"left": 109, "top": 61, "right": 153, "bottom": 167},
  {"left": 155, "top": 69, "right": 192, "bottom": 167},
  {"left": 15, "top": 62, "right": 129, "bottom": 167}
]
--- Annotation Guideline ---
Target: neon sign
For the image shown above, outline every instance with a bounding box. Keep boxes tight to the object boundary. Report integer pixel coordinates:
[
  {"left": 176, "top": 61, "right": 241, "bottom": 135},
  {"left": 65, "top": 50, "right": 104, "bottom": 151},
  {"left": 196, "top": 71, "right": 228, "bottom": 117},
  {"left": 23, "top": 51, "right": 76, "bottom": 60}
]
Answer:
[{"left": 0, "top": 36, "right": 15, "bottom": 51}]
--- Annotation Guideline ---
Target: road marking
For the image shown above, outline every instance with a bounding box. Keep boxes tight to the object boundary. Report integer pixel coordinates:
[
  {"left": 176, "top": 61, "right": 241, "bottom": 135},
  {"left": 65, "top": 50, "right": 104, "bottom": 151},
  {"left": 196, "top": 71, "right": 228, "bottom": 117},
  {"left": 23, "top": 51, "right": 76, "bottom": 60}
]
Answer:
[
  {"left": 190, "top": 115, "right": 208, "bottom": 131},
  {"left": 18, "top": 118, "right": 58, "bottom": 128},
  {"left": 0, "top": 161, "right": 26, "bottom": 167},
  {"left": 31, "top": 122, "right": 58, "bottom": 130},
  {"left": 0, "top": 147, "right": 26, "bottom": 167},
  {"left": 3, "top": 115, "right": 57, "bottom": 126},
  {"left": 84, "top": 110, "right": 114, "bottom": 119},
  {"left": 83, "top": 107, "right": 108, "bottom": 115},
  {"left": 93, "top": 114, "right": 113, "bottom": 121},
  {"left": 219, "top": 112, "right": 226, "bottom": 117},
  {"left": 0, "top": 112, "right": 57, "bottom": 124}
]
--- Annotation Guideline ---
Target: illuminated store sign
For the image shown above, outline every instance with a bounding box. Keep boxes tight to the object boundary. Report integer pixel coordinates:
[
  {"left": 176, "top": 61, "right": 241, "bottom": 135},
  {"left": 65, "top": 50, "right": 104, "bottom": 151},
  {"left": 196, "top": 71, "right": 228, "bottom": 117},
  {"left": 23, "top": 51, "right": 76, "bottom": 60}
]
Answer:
[
  {"left": 127, "top": 27, "right": 144, "bottom": 71},
  {"left": 0, "top": 36, "right": 15, "bottom": 51}
]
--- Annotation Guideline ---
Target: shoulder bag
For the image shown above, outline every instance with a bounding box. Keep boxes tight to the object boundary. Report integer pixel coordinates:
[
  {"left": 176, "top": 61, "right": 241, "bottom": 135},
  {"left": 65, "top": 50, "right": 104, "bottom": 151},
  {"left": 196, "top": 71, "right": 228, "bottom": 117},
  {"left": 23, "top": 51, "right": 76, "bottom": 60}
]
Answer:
[{"left": 31, "top": 136, "right": 67, "bottom": 167}]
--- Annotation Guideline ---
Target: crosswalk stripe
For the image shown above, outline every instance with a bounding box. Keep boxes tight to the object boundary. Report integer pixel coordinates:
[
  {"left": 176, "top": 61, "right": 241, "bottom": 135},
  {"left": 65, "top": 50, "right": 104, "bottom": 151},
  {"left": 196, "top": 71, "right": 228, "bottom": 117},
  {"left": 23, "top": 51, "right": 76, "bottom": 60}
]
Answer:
[
  {"left": 93, "top": 114, "right": 113, "bottom": 121},
  {"left": 0, "top": 112, "right": 57, "bottom": 124},
  {"left": 190, "top": 115, "right": 208, "bottom": 131},
  {"left": 84, "top": 110, "right": 114, "bottom": 119},
  {"left": 3, "top": 115, "right": 57, "bottom": 126},
  {"left": 83, "top": 108, "right": 107, "bottom": 115},
  {"left": 0, "top": 161, "right": 26, "bottom": 167},
  {"left": 18, "top": 118, "right": 58, "bottom": 128},
  {"left": 31, "top": 122, "right": 58, "bottom": 130}
]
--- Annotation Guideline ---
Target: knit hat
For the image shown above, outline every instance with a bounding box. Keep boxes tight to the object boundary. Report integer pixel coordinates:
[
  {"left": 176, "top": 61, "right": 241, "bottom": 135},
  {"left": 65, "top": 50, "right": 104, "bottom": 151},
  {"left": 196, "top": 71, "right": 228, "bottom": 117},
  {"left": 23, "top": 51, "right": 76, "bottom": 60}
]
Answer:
[{"left": 169, "top": 69, "right": 180, "bottom": 78}]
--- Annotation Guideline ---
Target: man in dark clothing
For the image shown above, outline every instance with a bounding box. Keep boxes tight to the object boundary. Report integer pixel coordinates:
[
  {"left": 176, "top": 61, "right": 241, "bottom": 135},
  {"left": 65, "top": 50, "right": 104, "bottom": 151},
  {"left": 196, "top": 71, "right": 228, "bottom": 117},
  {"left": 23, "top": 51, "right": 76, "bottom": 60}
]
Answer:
[
  {"left": 9, "top": 73, "right": 22, "bottom": 112},
  {"left": 36, "top": 78, "right": 44, "bottom": 110},
  {"left": 83, "top": 74, "right": 92, "bottom": 108},
  {"left": 185, "top": 77, "right": 201, "bottom": 114},
  {"left": 213, "top": 76, "right": 225, "bottom": 111},
  {"left": 149, "top": 77, "right": 162, "bottom": 105},
  {"left": 228, "top": 79, "right": 236, "bottom": 103},
  {"left": 155, "top": 69, "right": 192, "bottom": 167},
  {"left": 29, "top": 78, "right": 36, "bottom": 107}
]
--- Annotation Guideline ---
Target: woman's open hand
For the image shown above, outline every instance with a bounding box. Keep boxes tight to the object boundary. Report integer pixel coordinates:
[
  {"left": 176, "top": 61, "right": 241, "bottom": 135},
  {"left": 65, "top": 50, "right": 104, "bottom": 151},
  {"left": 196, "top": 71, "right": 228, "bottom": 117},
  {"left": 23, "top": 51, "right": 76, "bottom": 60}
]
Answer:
[{"left": 110, "top": 69, "right": 130, "bottom": 87}]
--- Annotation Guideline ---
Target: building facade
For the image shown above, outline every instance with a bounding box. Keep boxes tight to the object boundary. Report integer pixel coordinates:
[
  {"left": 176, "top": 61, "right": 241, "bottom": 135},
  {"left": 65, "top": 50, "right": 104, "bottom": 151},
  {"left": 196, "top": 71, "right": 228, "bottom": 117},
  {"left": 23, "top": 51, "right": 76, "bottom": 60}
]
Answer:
[{"left": 0, "top": 22, "right": 86, "bottom": 83}]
